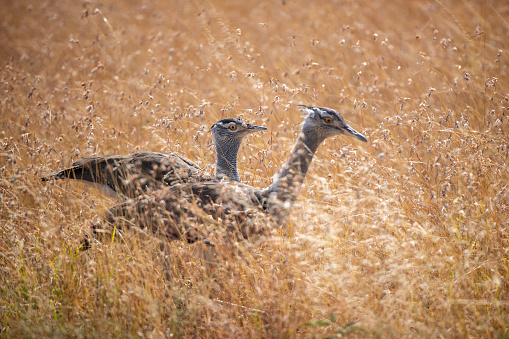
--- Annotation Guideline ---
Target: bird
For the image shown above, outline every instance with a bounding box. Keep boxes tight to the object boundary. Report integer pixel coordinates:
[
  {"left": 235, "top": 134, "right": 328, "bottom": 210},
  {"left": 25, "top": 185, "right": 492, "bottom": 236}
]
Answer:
[
  {"left": 41, "top": 118, "right": 267, "bottom": 199},
  {"left": 93, "top": 105, "right": 367, "bottom": 245}
]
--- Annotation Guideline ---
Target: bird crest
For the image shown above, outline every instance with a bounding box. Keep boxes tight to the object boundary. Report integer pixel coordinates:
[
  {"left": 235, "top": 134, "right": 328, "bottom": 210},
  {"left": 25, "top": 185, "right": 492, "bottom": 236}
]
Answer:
[{"left": 297, "top": 105, "right": 315, "bottom": 118}]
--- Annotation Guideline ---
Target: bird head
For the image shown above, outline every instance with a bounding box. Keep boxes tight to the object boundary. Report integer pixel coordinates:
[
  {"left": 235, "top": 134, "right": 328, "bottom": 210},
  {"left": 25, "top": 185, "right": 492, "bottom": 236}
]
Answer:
[
  {"left": 210, "top": 118, "right": 267, "bottom": 143},
  {"left": 298, "top": 105, "right": 367, "bottom": 143}
]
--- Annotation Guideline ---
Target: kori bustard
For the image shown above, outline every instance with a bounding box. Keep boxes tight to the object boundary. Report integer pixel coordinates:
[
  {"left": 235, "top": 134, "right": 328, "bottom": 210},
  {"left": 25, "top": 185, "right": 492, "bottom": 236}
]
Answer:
[
  {"left": 42, "top": 118, "right": 266, "bottom": 199},
  {"left": 94, "top": 106, "right": 367, "bottom": 245}
]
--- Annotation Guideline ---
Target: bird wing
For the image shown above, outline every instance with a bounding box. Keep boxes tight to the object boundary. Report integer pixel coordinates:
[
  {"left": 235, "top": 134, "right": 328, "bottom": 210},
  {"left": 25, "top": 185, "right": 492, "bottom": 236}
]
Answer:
[
  {"left": 42, "top": 152, "right": 211, "bottom": 198},
  {"left": 94, "top": 180, "right": 269, "bottom": 246}
]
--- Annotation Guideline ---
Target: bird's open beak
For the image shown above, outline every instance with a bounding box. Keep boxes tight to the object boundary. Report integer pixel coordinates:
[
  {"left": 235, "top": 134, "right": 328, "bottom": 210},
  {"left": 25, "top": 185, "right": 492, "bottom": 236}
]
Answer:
[{"left": 344, "top": 124, "right": 367, "bottom": 142}]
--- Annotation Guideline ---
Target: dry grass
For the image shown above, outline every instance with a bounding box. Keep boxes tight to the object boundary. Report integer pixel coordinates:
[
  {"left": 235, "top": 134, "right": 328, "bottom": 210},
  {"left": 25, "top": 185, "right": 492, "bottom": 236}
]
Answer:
[{"left": 1, "top": 0, "right": 508, "bottom": 337}]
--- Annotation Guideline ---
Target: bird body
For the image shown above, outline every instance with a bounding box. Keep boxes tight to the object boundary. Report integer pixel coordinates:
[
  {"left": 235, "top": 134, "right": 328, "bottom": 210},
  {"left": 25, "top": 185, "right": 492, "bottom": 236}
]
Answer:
[
  {"left": 42, "top": 118, "right": 266, "bottom": 199},
  {"left": 95, "top": 106, "right": 367, "bottom": 246},
  {"left": 99, "top": 181, "right": 264, "bottom": 245},
  {"left": 42, "top": 152, "right": 205, "bottom": 199}
]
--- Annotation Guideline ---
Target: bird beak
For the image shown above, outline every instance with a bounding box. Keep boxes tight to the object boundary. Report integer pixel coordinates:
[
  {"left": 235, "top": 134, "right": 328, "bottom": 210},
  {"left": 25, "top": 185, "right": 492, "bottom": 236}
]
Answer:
[
  {"left": 343, "top": 124, "right": 368, "bottom": 142},
  {"left": 246, "top": 124, "right": 268, "bottom": 133}
]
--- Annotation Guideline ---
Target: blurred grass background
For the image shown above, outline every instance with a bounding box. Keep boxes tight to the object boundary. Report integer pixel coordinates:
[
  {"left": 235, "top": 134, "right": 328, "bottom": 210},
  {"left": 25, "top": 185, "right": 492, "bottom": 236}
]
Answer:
[{"left": 1, "top": 0, "right": 508, "bottom": 337}]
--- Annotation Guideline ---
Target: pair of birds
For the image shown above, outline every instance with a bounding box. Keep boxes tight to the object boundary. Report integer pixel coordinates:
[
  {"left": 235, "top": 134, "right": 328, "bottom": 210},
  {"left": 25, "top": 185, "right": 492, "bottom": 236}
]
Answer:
[{"left": 43, "top": 105, "right": 367, "bottom": 246}]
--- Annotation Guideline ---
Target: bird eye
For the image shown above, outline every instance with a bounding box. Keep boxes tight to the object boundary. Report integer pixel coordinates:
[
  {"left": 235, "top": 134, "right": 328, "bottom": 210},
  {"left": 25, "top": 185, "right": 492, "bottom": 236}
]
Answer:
[
  {"left": 229, "top": 124, "right": 237, "bottom": 131},
  {"left": 323, "top": 117, "right": 333, "bottom": 124}
]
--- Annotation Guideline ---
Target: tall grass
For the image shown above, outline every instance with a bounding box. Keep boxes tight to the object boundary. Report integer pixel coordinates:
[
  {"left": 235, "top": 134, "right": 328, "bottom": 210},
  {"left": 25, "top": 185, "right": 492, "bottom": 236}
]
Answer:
[{"left": 1, "top": 0, "right": 508, "bottom": 337}]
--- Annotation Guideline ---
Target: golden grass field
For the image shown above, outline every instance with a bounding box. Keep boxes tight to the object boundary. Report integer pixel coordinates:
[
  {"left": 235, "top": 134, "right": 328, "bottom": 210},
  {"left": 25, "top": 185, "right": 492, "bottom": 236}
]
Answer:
[{"left": 1, "top": 0, "right": 508, "bottom": 337}]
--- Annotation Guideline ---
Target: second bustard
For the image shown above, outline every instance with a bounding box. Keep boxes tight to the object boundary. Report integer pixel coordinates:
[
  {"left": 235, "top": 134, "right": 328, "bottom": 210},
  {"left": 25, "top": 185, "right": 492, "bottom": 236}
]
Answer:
[
  {"left": 41, "top": 118, "right": 266, "bottom": 199},
  {"left": 95, "top": 106, "right": 367, "bottom": 244}
]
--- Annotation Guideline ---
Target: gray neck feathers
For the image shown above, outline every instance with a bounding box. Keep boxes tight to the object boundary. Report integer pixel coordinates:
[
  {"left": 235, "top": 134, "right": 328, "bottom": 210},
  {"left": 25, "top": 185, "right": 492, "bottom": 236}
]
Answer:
[
  {"left": 267, "top": 125, "right": 323, "bottom": 201},
  {"left": 215, "top": 137, "right": 242, "bottom": 182}
]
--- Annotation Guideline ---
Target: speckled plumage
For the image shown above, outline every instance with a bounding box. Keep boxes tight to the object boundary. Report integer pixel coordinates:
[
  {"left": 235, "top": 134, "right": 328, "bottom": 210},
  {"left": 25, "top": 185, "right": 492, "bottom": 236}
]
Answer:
[
  {"left": 92, "top": 106, "right": 367, "bottom": 247},
  {"left": 42, "top": 118, "right": 266, "bottom": 199}
]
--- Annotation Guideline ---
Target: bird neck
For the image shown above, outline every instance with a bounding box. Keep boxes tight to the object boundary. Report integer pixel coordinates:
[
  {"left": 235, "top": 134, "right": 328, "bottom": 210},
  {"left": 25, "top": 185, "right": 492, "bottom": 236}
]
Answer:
[
  {"left": 215, "top": 138, "right": 242, "bottom": 182},
  {"left": 267, "top": 128, "right": 322, "bottom": 199}
]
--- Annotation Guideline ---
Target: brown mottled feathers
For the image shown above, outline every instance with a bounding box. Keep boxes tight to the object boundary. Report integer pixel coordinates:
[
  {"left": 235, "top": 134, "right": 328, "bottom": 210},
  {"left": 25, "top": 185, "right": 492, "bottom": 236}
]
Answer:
[
  {"left": 42, "top": 152, "right": 211, "bottom": 198},
  {"left": 89, "top": 181, "right": 270, "bottom": 247}
]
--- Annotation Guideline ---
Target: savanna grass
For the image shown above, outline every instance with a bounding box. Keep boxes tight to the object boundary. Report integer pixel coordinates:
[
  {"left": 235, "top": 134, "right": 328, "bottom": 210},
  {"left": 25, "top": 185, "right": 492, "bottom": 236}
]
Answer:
[{"left": 1, "top": 0, "right": 508, "bottom": 337}]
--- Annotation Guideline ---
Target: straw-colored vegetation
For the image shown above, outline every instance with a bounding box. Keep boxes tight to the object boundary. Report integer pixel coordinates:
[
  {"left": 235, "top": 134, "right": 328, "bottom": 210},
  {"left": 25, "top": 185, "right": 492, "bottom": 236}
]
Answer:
[{"left": 1, "top": 0, "right": 508, "bottom": 337}]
